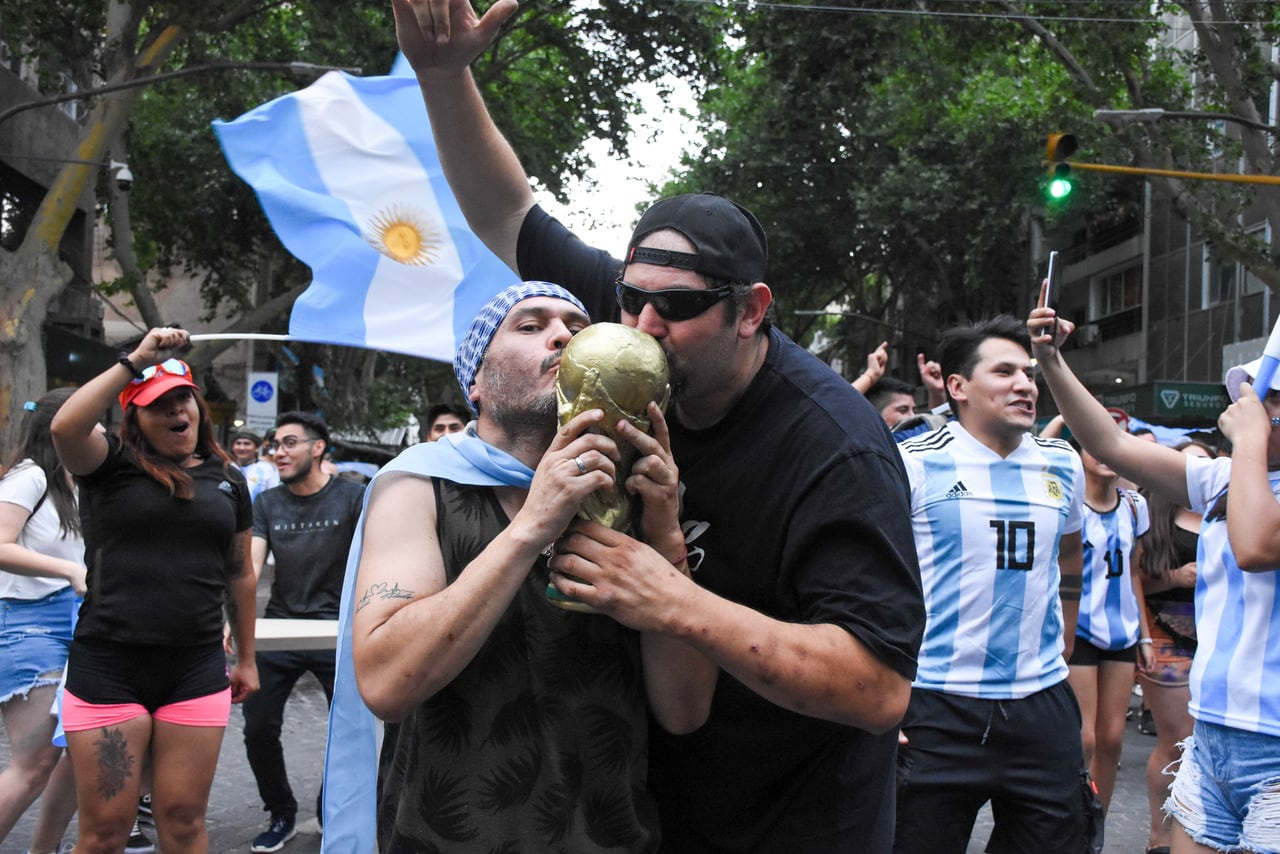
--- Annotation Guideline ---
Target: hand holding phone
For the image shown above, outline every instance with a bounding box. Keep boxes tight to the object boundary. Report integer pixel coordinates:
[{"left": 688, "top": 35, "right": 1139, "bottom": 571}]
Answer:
[{"left": 1042, "top": 251, "right": 1062, "bottom": 336}]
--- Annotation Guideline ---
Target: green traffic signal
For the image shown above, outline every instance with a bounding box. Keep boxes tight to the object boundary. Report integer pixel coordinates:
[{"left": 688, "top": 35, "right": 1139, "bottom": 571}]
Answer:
[
  {"left": 1048, "top": 164, "right": 1073, "bottom": 198},
  {"left": 1044, "top": 133, "right": 1077, "bottom": 201}
]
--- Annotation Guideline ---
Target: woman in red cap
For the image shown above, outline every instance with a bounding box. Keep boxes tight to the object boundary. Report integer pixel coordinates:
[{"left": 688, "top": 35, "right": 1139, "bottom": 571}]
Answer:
[{"left": 50, "top": 326, "right": 258, "bottom": 854}]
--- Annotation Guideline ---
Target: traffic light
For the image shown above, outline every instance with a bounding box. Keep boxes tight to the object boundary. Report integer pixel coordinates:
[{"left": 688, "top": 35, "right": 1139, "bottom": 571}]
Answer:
[{"left": 1044, "top": 132, "right": 1078, "bottom": 199}]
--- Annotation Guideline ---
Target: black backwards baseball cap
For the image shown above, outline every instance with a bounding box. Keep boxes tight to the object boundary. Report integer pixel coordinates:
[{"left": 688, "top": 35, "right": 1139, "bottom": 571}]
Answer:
[{"left": 626, "top": 193, "right": 768, "bottom": 284}]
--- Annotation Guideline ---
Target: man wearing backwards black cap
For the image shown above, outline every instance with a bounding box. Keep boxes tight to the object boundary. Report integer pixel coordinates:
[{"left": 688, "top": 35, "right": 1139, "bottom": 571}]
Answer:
[{"left": 394, "top": 4, "right": 924, "bottom": 851}]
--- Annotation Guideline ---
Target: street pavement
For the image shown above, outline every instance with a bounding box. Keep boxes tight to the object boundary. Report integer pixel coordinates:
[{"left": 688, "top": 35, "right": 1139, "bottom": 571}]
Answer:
[{"left": 2, "top": 559, "right": 1170, "bottom": 853}]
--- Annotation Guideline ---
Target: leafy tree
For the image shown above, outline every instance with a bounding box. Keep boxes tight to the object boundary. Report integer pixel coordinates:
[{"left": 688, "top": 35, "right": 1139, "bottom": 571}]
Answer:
[
  {"left": 1016, "top": 0, "right": 1280, "bottom": 292},
  {"left": 0, "top": 0, "right": 724, "bottom": 450},
  {"left": 663, "top": 0, "right": 1279, "bottom": 377}
]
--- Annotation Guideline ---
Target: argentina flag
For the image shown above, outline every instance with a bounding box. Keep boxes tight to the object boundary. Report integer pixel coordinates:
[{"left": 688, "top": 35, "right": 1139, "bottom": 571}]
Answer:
[{"left": 212, "top": 56, "right": 514, "bottom": 362}]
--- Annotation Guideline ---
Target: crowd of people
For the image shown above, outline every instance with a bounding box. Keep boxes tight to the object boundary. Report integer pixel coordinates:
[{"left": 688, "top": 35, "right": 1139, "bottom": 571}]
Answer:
[{"left": 0, "top": 1, "right": 1277, "bottom": 852}]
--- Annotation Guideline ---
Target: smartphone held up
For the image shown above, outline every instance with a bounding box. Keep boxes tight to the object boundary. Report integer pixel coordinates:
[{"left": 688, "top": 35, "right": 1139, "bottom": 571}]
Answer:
[{"left": 1042, "top": 251, "right": 1063, "bottom": 337}]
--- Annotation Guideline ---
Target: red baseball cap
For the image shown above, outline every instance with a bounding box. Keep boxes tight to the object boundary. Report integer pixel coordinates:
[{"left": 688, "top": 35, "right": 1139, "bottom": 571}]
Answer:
[{"left": 118, "top": 358, "right": 199, "bottom": 410}]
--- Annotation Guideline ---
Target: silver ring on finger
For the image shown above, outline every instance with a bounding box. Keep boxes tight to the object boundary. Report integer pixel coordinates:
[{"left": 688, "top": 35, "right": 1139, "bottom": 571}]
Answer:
[{"left": 573, "top": 455, "right": 588, "bottom": 475}]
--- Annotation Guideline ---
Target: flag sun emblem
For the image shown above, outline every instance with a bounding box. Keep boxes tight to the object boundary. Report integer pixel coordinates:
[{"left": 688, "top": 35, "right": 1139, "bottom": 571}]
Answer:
[{"left": 366, "top": 206, "right": 440, "bottom": 266}]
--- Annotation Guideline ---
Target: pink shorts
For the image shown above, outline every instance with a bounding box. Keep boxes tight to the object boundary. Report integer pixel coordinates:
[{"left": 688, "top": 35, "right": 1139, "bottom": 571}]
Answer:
[{"left": 62, "top": 687, "right": 231, "bottom": 731}]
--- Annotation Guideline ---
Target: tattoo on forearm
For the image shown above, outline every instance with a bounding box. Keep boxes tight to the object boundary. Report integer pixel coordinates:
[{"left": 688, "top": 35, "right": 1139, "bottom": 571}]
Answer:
[
  {"left": 357, "top": 581, "right": 414, "bottom": 613},
  {"left": 95, "top": 728, "right": 134, "bottom": 800}
]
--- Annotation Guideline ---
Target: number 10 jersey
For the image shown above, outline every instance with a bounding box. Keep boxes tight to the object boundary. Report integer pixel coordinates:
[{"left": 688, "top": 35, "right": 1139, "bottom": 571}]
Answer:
[{"left": 899, "top": 421, "right": 1084, "bottom": 699}]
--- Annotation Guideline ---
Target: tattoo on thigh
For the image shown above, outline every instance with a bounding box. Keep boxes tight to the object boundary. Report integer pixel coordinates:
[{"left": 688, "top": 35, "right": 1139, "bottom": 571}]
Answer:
[
  {"left": 356, "top": 581, "right": 414, "bottom": 613},
  {"left": 95, "top": 728, "right": 134, "bottom": 800}
]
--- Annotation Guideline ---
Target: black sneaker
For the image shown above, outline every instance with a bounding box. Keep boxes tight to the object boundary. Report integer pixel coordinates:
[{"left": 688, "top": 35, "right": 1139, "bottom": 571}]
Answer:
[
  {"left": 1139, "top": 708, "right": 1158, "bottom": 736},
  {"left": 124, "top": 819, "right": 156, "bottom": 854},
  {"left": 137, "top": 792, "right": 154, "bottom": 825},
  {"left": 251, "top": 814, "right": 297, "bottom": 853}
]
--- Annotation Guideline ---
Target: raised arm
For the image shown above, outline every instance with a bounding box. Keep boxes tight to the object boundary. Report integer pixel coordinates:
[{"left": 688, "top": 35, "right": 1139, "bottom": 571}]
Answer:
[
  {"left": 852, "top": 341, "right": 889, "bottom": 395},
  {"left": 50, "top": 326, "right": 189, "bottom": 476},
  {"left": 917, "top": 352, "right": 947, "bottom": 409},
  {"left": 394, "top": 0, "right": 532, "bottom": 271},
  {"left": 1218, "top": 381, "right": 1280, "bottom": 571},
  {"left": 1028, "top": 299, "right": 1189, "bottom": 506}
]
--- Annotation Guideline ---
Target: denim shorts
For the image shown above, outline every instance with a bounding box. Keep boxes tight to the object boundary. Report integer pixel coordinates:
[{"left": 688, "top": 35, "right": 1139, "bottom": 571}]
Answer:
[
  {"left": 1165, "top": 720, "right": 1280, "bottom": 852},
  {"left": 0, "top": 588, "right": 76, "bottom": 703}
]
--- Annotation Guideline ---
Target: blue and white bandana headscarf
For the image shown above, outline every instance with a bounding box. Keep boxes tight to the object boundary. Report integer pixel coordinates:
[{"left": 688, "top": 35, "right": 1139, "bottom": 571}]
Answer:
[{"left": 452, "top": 281, "right": 588, "bottom": 414}]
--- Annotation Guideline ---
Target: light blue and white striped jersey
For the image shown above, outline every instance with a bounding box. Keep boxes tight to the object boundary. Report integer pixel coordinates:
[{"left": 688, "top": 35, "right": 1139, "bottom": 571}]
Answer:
[
  {"left": 1077, "top": 489, "right": 1149, "bottom": 650},
  {"left": 1185, "top": 455, "right": 1280, "bottom": 737},
  {"left": 899, "top": 421, "right": 1083, "bottom": 699}
]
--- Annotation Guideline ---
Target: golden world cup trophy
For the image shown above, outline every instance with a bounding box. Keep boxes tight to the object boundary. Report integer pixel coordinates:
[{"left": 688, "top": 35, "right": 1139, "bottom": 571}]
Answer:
[{"left": 546, "top": 322, "right": 670, "bottom": 611}]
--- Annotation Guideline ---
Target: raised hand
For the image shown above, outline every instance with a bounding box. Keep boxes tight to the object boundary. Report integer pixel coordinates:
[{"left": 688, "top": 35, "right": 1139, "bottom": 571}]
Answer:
[{"left": 393, "top": 0, "right": 519, "bottom": 73}]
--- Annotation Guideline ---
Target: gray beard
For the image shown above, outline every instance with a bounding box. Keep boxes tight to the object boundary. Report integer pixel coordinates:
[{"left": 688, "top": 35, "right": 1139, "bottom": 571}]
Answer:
[
  {"left": 488, "top": 390, "right": 558, "bottom": 441},
  {"left": 482, "top": 359, "right": 558, "bottom": 442}
]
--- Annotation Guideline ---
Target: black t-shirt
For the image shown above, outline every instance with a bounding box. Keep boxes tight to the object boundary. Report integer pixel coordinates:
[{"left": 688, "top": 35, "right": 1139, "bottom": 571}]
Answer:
[
  {"left": 253, "top": 475, "right": 365, "bottom": 619},
  {"left": 518, "top": 205, "right": 925, "bottom": 852},
  {"left": 76, "top": 434, "right": 251, "bottom": 646}
]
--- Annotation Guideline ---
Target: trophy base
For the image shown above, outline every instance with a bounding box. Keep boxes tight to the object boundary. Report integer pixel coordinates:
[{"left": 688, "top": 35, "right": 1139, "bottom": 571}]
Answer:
[{"left": 545, "top": 582, "right": 600, "bottom": 613}]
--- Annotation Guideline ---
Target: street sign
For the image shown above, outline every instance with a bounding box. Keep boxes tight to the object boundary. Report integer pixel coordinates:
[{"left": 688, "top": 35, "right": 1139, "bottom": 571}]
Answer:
[{"left": 246, "top": 371, "right": 278, "bottom": 435}]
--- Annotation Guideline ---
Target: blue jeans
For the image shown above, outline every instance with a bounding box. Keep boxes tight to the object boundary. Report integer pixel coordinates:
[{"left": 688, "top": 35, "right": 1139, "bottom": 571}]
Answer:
[
  {"left": 242, "top": 649, "right": 336, "bottom": 818},
  {"left": 1166, "top": 719, "right": 1280, "bottom": 852},
  {"left": 0, "top": 588, "right": 75, "bottom": 703}
]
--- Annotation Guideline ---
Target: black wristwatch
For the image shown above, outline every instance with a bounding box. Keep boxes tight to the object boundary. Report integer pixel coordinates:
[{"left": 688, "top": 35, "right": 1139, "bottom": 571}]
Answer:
[{"left": 117, "top": 352, "right": 145, "bottom": 381}]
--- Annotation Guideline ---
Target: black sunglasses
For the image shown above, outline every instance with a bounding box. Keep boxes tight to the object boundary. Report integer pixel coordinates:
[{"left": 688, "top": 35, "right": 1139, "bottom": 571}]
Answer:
[{"left": 615, "top": 281, "right": 735, "bottom": 321}]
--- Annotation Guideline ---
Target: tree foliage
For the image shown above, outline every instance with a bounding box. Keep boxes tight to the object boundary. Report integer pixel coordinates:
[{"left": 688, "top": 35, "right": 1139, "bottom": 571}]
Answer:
[
  {"left": 663, "top": 0, "right": 1277, "bottom": 378},
  {"left": 0, "top": 0, "right": 725, "bottom": 450}
]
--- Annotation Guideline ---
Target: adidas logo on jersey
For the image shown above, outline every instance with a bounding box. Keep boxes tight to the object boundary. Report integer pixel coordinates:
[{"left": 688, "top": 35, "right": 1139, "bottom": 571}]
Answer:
[{"left": 945, "top": 481, "right": 971, "bottom": 499}]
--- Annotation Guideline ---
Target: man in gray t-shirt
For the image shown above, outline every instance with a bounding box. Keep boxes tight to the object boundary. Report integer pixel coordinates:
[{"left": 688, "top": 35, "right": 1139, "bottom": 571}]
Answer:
[{"left": 242, "top": 411, "right": 364, "bottom": 853}]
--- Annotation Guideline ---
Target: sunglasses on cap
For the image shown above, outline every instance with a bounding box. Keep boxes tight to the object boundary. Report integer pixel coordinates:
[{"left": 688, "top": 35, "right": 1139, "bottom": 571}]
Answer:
[
  {"left": 615, "top": 281, "right": 735, "bottom": 321},
  {"left": 131, "top": 358, "right": 190, "bottom": 385}
]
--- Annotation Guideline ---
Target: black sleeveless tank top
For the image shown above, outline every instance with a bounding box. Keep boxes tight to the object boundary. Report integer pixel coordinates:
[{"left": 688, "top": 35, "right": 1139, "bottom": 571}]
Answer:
[{"left": 376, "top": 479, "right": 659, "bottom": 852}]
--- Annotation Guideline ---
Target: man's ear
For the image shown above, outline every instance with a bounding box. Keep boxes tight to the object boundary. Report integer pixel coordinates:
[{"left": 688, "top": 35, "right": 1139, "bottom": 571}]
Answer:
[
  {"left": 737, "top": 283, "right": 773, "bottom": 339},
  {"left": 946, "top": 373, "right": 967, "bottom": 405}
]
